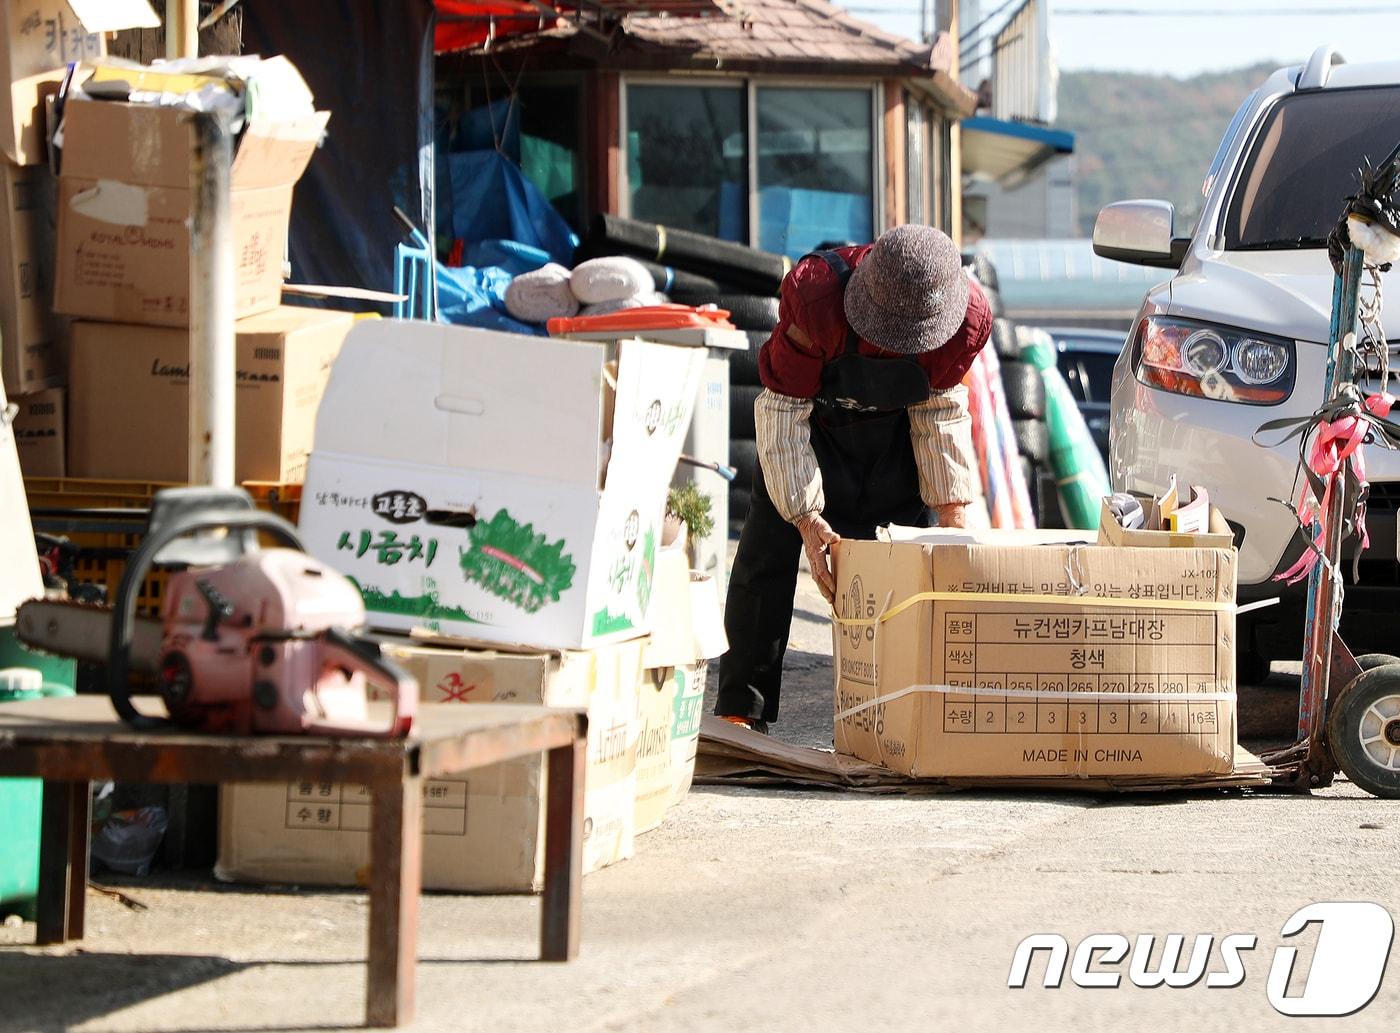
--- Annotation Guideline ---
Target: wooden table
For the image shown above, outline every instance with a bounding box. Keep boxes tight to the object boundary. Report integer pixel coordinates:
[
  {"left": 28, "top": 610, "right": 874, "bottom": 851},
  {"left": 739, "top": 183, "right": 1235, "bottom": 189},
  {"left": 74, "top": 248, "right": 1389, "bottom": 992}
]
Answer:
[{"left": 0, "top": 696, "right": 588, "bottom": 1028}]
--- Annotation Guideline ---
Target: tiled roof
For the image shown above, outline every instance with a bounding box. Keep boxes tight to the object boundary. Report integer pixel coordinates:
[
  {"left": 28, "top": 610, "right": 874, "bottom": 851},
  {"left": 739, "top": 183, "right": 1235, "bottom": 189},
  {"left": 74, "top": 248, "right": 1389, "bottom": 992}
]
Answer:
[{"left": 623, "top": 0, "right": 936, "bottom": 70}]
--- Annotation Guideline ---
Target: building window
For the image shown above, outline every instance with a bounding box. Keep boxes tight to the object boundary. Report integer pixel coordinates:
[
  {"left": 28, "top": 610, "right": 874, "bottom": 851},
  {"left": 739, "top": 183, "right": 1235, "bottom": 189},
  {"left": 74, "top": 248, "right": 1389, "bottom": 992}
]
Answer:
[
  {"left": 756, "top": 86, "right": 874, "bottom": 256},
  {"left": 518, "top": 83, "right": 583, "bottom": 230},
  {"left": 626, "top": 84, "right": 748, "bottom": 241},
  {"left": 907, "top": 97, "right": 928, "bottom": 227},
  {"left": 620, "top": 80, "right": 881, "bottom": 257},
  {"left": 931, "top": 113, "right": 952, "bottom": 232}
]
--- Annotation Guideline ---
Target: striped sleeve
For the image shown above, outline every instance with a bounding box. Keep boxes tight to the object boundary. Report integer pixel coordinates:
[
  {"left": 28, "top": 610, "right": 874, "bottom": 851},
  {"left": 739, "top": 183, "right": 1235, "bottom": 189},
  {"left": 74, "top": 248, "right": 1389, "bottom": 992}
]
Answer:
[
  {"left": 754, "top": 388, "right": 824, "bottom": 523},
  {"left": 909, "top": 385, "right": 979, "bottom": 507}
]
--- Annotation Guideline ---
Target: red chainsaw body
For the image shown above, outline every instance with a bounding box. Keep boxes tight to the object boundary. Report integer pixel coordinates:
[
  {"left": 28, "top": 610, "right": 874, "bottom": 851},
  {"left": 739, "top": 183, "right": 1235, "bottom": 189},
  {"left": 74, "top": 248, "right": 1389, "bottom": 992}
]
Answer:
[{"left": 155, "top": 549, "right": 416, "bottom": 737}]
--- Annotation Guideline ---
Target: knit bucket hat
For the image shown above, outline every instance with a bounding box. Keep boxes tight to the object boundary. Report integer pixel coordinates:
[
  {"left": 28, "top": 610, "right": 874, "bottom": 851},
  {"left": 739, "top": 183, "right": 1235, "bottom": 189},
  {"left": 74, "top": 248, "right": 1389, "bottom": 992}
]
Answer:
[{"left": 843, "top": 225, "right": 969, "bottom": 354}]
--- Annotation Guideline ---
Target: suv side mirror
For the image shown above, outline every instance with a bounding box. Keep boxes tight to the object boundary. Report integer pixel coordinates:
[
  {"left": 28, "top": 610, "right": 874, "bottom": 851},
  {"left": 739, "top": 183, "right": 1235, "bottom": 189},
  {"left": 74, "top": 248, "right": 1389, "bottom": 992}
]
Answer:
[{"left": 1093, "top": 200, "right": 1188, "bottom": 268}]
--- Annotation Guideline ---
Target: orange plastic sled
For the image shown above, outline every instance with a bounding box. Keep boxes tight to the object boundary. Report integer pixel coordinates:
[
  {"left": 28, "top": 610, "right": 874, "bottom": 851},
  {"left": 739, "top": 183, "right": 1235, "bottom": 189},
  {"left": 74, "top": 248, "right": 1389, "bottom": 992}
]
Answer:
[{"left": 547, "top": 304, "right": 736, "bottom": 336}]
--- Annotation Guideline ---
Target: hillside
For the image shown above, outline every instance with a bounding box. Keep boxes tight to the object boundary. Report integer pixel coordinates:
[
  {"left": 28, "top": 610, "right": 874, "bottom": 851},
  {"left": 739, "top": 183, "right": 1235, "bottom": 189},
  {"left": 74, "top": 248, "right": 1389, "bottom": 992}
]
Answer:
[{"left": 1057, "top": 64, "right": 1276, "bottom": 236}]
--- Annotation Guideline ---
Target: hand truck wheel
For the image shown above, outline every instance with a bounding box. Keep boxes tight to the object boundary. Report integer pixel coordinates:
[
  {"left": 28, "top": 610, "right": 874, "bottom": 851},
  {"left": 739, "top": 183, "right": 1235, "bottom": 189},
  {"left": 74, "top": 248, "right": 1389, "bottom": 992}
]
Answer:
[
  {"left": 1326, "top": 666, "right": 1400, "bottom": 798},
  {"left": 1355, "top": 653, "right": 1400, "bottom": 672}
]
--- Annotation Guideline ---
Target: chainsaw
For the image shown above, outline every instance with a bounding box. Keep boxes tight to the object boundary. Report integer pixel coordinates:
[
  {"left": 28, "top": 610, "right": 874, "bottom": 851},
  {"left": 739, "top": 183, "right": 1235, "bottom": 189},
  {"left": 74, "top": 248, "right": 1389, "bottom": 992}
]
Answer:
[{"left": 17, "top": 488, "right": 416, "bottom": 738}]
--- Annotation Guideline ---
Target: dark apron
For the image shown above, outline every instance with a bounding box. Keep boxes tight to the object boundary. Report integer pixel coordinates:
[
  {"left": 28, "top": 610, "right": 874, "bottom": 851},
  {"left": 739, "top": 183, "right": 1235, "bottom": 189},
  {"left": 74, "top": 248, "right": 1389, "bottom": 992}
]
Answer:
[{"left": 807, "top": 249, "right": 931, "bottom": 534}]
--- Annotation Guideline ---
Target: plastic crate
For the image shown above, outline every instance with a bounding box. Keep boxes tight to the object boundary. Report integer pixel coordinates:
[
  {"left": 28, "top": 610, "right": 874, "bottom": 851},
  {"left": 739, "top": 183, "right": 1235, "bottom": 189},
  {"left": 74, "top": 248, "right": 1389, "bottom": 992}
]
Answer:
[{"left": 25, "top": 478, "right": 302, "bottom": 616}]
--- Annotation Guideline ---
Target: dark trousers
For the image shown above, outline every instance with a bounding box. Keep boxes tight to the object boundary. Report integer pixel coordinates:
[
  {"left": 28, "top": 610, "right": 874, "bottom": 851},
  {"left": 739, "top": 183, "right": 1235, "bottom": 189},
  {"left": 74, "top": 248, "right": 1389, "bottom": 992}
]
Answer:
[{"left": 716, "top": 456, "right": 928, "bottom": 724}]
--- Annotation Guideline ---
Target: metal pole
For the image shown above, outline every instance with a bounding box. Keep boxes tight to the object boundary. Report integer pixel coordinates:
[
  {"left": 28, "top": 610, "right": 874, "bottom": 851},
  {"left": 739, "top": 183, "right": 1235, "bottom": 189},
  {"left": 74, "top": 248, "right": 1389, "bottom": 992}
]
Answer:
[
  {"left": 166, "top": 0, "right": 198, "bottom": 60},
  {"left": 1297, "top": 244, "right": 1363, "bottom": 746},
  {"left": 189, "top": 110, "right": 236, "bottom": 489}
]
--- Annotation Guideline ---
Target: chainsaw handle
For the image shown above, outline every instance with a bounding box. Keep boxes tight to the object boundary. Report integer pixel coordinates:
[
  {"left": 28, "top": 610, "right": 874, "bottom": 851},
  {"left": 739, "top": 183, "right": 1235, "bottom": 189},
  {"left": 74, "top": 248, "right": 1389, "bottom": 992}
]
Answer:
[
  {"left": 308, "top": 628, "right": 417, "bottom": 738},
  {"left": 109, "top": 506, "right": 303, "bottom": 727}
]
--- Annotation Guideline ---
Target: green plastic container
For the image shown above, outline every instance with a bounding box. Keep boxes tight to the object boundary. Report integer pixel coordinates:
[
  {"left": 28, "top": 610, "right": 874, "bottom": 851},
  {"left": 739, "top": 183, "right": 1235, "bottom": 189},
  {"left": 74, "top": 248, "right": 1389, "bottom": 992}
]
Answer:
[{"left": 0, "top": 638, "right": 76, "bottom": 921}]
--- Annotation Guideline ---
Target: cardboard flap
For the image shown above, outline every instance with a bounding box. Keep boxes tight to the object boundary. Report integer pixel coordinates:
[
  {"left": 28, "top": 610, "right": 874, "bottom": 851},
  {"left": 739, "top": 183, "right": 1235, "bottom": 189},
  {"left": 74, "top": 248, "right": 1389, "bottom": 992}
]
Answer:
[
  {"left": 66, "top": 0, "right": 159, "bottom": 31},
  {"left": 230, "top": 111, "right": 328, "bottom": 190},
  {"left": 880, "top": 524, "right": 1096, "bottom": 547},
  {"left": 606, "top": 338, "right": 705, "bottom": 475},
  {"left": 313, "top": 320, "right": 605, "bottom": 487}
]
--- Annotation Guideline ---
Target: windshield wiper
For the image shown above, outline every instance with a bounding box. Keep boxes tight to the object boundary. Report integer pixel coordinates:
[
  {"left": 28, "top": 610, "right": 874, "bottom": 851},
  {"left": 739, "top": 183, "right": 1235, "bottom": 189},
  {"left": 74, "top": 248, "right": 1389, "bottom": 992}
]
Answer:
[{"left": 1233, "top": 236, "right": 1329, "bottom": 250}]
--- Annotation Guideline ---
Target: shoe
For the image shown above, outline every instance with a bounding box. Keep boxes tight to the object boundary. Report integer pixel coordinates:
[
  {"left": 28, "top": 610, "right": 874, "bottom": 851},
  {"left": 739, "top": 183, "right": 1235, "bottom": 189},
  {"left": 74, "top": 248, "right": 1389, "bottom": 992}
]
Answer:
[{"left": 720, "top": 715, "right": 769, "bottom": 735}]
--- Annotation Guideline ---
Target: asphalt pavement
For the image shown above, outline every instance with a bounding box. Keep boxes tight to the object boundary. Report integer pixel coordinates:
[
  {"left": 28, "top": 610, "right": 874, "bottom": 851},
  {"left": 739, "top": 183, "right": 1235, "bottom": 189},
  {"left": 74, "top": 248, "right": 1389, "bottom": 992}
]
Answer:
[{"left": 3, "top": 546, "right": 1396, "bottom": 1033}]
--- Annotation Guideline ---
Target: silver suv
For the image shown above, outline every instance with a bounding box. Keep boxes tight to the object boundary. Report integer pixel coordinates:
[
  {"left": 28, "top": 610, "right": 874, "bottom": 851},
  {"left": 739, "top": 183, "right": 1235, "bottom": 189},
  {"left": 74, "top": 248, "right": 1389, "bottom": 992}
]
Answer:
[{"left": 1096, "top": 47, "right": 1400, "bottom": 677}]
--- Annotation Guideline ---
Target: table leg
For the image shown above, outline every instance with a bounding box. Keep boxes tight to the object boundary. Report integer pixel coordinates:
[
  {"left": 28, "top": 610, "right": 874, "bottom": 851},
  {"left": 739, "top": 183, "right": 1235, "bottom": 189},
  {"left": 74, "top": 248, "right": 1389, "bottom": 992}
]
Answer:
[
  {"left": 366, "top": 779, "right": 422, "bottom": 1028},
  {"left": 37, "top": 780, "right": 88, "bottom": 946},
  {"left": 541, "top": 739, "right": 585, "bottom": 962}
]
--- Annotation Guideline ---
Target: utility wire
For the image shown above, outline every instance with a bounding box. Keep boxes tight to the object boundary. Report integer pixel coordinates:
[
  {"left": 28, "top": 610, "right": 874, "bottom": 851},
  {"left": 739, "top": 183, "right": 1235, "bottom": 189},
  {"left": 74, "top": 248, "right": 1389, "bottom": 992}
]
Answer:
[{"left": 1057, "top": 4, "right": 1400, "bottom": 14}]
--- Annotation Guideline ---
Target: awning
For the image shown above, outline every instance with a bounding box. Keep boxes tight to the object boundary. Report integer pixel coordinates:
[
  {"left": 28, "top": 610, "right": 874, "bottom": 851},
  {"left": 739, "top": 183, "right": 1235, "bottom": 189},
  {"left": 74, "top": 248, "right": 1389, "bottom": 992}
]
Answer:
[
  {"left": 961, "top": 116, "right": 1074, "bottom": 187},
  {"left": 433, "top": 0, "right": 725, "bottom": 54}
]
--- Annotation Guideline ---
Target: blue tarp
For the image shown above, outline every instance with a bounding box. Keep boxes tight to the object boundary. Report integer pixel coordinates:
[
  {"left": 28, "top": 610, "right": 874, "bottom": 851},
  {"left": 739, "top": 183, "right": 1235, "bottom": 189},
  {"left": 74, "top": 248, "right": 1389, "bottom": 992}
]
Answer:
[
  {"left": 436, "top": 149, "right": 578, "bottom": 268},
  {"left": 435, "top": 264, "right": 544, "bottom": 336}
]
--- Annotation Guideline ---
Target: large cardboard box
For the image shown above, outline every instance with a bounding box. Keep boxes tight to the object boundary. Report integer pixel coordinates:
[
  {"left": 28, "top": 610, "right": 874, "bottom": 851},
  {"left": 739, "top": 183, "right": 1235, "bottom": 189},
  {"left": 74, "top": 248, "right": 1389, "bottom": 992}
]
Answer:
[
  {"left": 66, "top": 306, "right": 352, "bottom": 483},
  {"left": 634, "top": 546, "right": 726, "bottom": 833},
  {"left": 0, "top": 379, "right": 42, "bottom": 622},
  {"left": 11, "top": 384, "right": 61, "bottom": 476},
  {"left": 0, "top": 1, "right": 159, "bottom": 165},
  {"left": 217, "top": 638, "right": 644, "bottom": 893},
  {"left": 0, "top": 163, "right": 58, "bottom": 395},
  {"left": 299, "top": 322, "right": 705, "bottom": 650},
  {"left": 53, "top": 86, "right": 327, "bottom": 325},
  {"left": 832, "top": 532, "right": 1238, "bottom": 779}
]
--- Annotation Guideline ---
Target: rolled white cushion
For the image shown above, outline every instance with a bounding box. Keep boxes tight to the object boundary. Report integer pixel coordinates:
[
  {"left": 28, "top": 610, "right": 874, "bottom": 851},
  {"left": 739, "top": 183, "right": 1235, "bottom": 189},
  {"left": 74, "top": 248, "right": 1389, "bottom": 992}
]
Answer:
[
  {"left": 580, "top": 292, "right": 669, "bottom": 317},
  {"left": 504, "top": 263, "right": 579, "bottom": 323},
  {"left": 570, "top": 256, "right": 653, "bottom": 304}
]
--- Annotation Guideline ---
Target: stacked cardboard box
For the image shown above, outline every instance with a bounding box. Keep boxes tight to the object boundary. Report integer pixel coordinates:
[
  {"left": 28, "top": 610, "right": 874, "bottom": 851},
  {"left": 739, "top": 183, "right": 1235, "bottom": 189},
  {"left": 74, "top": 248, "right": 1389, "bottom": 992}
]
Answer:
[
  {"left": 215, "top": 323, "right": 722, "bottom": 892},
  {"left": 4, "top": 46, "right": 341, "bottom": 482}
]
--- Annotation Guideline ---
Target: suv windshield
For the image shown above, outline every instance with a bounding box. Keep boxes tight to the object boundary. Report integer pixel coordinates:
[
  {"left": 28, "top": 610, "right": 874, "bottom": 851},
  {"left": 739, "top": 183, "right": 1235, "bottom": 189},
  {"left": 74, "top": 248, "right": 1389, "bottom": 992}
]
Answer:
[{"left": 1224, "top": 85, "right": 1400, "bottom": 250}]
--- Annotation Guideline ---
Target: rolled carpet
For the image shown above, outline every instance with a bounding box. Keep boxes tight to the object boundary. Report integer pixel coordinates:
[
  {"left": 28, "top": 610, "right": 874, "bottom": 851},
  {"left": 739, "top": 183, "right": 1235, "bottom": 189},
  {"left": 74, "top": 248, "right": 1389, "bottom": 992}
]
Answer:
[
  {"left": 504, "top": 263, "right": 579, "bottom": 324},
  {"left": 588, "top": 213, "right": 791, "bottom": 296},
  {"left": 579, "top": 292, "right": 670, "bottom": 317},
  {"left": 570, "top": 256, "right": 653, "bottom": 305}
]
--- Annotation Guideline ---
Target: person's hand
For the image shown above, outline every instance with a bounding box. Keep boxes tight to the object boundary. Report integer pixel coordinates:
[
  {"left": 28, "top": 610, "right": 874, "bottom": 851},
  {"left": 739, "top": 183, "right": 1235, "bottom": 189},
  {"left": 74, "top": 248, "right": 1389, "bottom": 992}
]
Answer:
[
  {"left": 935, "top": 503, "right": 969, "bottom": 528},
  {"left": 795, "top": 513, "right": 841, "bottom": 603}
]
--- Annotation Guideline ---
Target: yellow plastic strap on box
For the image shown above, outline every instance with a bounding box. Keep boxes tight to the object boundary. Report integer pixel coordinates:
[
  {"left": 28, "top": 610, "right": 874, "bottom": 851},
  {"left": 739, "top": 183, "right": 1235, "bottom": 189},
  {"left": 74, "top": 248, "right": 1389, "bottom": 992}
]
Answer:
[
  {"left": 830, "top": 589, "right": 1235, "bottom": 629},
  {"left": 834, "top": 684, "right": 1236, "bottom": 723}
]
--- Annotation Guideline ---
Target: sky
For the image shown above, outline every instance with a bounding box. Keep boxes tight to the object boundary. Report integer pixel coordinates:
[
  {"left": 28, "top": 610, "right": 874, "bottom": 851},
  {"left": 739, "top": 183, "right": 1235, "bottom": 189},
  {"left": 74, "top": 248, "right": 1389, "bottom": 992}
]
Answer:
[{"left": 839, "top": 0, "right": 1400, "bottom": 78}]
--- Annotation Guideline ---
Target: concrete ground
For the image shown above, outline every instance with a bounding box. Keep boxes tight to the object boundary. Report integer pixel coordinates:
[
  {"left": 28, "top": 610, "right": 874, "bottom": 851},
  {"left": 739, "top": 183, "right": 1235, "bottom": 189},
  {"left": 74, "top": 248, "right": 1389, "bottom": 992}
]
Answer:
[{"left": 3, "top": 548, "right": 1398, "bottom": 1033}]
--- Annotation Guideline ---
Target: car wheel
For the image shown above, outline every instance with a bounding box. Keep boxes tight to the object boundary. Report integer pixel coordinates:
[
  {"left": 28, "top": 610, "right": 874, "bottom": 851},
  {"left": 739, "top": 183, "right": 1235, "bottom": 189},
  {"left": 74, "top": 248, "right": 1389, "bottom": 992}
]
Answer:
[{"left": 1326, "top": 666, "right": 1400, "bottom": 798}]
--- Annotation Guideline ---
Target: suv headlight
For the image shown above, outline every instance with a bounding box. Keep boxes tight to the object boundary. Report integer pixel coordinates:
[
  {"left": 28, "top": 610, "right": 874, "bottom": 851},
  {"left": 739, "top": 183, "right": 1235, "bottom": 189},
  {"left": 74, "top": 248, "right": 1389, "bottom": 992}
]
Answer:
[{"left": 1131, "top": 316, "right": 1295, "bottom": 405}]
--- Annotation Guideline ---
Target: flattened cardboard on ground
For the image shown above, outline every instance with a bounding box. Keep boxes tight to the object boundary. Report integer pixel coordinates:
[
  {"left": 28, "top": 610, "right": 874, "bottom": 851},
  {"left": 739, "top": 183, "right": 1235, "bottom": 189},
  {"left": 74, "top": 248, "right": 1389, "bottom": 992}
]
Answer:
[
  {"left": 218, "top": 638, "right": 644, "bottom": 893},
  {"left": 11, "top": 385, "right": 62, "bottom": 476},
  {"left": 0, "top": 162, "right": 59, "bottom": 395},
  {"left": 299, "top": 322, "right": 705, "bottom": 650},
  {"left": 0, "top": 380, "right": 43, "bottom": 622},
  {"left": 832, "top": 534, "right": 1239, "bottom": 780},
  {"left": 53, "top": 94, "right": 327, "bottom": 325},
  {"left": 66, "top": 307, "right": 352, "bottom": 483},
  {"left": 695, "top": 718, "right": 1272, "bottom": 793}
]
